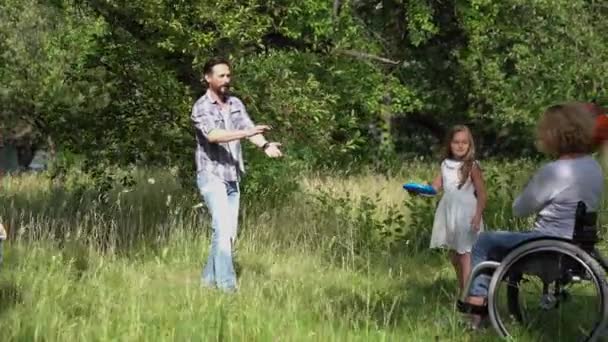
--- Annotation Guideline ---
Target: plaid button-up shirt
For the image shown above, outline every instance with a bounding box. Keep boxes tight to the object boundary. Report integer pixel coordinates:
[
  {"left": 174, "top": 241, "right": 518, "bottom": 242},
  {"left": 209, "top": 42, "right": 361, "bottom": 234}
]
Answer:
[{"left": 191, "top": 90, "right": 255, "bottom": 182}]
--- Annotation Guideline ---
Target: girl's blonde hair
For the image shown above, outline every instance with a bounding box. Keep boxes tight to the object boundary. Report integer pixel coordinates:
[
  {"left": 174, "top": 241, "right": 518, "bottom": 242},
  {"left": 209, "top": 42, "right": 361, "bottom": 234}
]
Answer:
[
  {"left": 442, "top": 125, "right": 476, "bottom": 189},
  {"left": 536, "top": 103, "right": 596, "bottom": 156}
]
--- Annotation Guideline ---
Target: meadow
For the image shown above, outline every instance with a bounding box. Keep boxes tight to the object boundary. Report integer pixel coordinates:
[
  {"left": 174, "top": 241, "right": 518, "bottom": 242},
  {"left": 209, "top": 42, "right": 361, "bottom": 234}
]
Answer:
[{"left": 0, "top": 159, "right": 605, "bottom": 341}]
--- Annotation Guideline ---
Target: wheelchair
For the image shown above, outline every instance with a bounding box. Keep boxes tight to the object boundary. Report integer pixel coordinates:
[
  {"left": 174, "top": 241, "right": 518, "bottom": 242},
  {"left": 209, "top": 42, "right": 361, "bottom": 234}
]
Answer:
[{"left": 457, "top": 202, "right": 608, "bottom": 341}]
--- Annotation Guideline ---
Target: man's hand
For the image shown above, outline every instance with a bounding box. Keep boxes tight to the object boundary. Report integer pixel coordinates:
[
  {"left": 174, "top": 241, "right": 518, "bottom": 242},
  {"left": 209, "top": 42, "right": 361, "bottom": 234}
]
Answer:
[
  {"left": 246, "top": 125, "right": 271, "bottom": 137},
  {"left": 264, "top": 142, "right": 283, "bottom": 158}
]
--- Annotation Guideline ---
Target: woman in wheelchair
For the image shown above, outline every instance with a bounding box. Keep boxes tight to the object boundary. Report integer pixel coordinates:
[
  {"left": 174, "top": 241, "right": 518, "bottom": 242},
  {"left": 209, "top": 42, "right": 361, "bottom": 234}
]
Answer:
[{"left": 461, "top": 102, "right": 606, "bottom": 336}]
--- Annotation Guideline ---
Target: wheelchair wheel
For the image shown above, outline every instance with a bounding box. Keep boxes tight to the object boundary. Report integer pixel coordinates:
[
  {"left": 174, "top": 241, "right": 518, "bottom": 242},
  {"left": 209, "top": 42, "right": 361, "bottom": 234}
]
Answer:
[{"left": 487, "top": 240, "right": 608, "bottom": 341}]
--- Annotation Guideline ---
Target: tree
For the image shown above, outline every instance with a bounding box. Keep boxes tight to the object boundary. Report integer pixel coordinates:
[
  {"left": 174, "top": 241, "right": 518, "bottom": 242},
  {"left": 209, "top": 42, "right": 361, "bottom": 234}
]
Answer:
[
  {"left": 3, "top": 0, "right": 608, "bottom": 181},
  {"left": 0, "top": 0, "right": 111, "bottom": 166}
]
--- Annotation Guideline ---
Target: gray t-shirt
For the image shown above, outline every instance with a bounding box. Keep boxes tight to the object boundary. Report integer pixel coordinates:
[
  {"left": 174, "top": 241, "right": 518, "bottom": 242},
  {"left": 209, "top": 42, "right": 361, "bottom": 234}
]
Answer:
[{"left": 513, "top": 155, "right": 604, "bottom": 238}]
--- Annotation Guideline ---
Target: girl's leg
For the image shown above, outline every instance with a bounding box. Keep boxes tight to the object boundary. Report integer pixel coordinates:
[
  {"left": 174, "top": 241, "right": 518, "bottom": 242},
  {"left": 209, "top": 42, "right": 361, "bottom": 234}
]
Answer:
[
  {"left": 454, "top": 251, "right": 482, "bottom": 328},
  {"left": 458, "top": 252, "right": 472, "bottom": 295},
  {"left": 449, "top": 251, "right": 463, "bottom": 294}
]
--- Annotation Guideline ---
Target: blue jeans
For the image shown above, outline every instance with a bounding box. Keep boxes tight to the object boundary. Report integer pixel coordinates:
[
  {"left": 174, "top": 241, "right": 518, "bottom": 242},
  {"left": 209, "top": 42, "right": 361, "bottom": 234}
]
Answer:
[
  {"left": 197, "top": 173, "right": 240, "bottom": 291},
  {"left": 469, "top": 231, "right": 544, "bottom": 297}
]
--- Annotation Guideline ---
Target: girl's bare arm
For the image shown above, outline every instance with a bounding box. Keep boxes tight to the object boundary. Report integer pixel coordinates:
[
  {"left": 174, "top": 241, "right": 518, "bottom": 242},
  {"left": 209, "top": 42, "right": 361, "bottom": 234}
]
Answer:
[
  {"left": 471, "top": 163, "right": 487, "bottom": 217},
  {"left": 431, "top": 172, "right": 443, "bottom": 192}
]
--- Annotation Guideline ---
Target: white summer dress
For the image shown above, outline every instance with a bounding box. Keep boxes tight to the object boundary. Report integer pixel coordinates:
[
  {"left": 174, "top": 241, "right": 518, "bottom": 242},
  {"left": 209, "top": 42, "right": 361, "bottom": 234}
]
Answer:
[{"left": 429, "top": 159, "right": 483, "bottom": 254}]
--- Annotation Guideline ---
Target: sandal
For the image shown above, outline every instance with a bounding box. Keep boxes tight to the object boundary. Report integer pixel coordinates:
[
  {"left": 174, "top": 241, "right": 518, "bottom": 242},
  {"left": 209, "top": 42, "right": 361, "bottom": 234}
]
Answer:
[{"left": 456, "top": 299, "right": 488, "bottom": 316}]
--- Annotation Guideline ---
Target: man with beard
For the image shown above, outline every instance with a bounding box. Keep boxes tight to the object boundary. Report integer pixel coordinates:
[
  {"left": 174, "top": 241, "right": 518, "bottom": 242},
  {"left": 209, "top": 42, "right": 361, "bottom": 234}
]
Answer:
[{"left": 191, "top": 57, "right": 282, "bottom": 292}]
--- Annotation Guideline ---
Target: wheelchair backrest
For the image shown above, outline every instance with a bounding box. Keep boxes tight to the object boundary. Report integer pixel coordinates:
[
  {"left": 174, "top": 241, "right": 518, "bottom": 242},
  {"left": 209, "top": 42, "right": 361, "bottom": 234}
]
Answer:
[{"left": 573, "top": 201, "right": 599, "bottom": 249}]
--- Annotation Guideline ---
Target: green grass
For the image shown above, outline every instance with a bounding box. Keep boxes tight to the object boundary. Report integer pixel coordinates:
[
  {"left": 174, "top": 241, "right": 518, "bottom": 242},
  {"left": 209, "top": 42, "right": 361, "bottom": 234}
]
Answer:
[
  {"left": 0, "top": 161, "right": 605, "bottom": 341},
  {"left": 1, "top": 238, "right": 495, "bottom": 341}
]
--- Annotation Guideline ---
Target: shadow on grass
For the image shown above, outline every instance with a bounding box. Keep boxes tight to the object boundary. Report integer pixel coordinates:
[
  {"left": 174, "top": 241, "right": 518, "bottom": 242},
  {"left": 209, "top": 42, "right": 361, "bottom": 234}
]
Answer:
[
  {"left": 0, "top": 280, "right": 22, "bottom": 315},
  {"left": 318, "top": 275, "right": 454, "bottom": 320},
  {"left": 234, "top": 257, "right": 269, "bottom": 279},
  {"left": 307, "top": 249, "right": 506, "bottom": 340},
  {"left": 0, "top": 247, "right": 23, "bottom": 316},
  {"left": 0, "top": 244, "right": 24, "bottom": 316},
  {"left": 60, "top": 240, "right": 91, "bottom": 279}
]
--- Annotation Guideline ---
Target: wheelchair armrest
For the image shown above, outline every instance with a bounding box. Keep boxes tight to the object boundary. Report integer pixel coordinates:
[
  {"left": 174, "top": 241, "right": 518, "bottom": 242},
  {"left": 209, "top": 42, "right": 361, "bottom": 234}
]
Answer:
[{"left": 573, "top": 201, "right": 599, "bottom": 248}]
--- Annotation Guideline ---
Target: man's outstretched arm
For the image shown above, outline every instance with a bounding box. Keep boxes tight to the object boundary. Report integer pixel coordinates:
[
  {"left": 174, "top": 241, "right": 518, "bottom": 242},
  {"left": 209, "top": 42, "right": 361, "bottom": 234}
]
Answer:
[
  {"left": 191, "top": 101, "right": 268, "bottom": 143},
  {"left": 207, "top": 126, "right": 268, "bottom": 143}
]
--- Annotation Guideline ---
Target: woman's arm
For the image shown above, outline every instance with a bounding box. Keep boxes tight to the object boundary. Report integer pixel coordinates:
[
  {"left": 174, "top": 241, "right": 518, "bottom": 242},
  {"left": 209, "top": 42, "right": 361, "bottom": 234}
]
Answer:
[{"left": 512, "top": 164, "right": 555, "bottom": 217}]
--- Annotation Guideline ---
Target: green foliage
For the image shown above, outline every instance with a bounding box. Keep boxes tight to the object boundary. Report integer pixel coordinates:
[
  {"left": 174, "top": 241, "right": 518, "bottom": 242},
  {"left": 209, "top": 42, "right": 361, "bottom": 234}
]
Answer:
[
  {"left": 79, "top": 37, "right": 193, "bottom": 168},
  {"left": 235, "top": 51, "right": 415, "bottom": 168},
  {"left": 0, "top": 0, "right": 109, "bottom": 143},
  {"left": 457, "top": 0, "right": 608, "bottom": 128},
  {"left": 2, "top": 0, "right": 608, "bottom": 189},
  {"left": 406, "top": 1, "right": 439, "bottom": 46},
  {"left": 310, "top": 190, "right": 399, "bottom": 261},
  {"left": 239, "top": 149, "right": 302, "bottom": 209}
]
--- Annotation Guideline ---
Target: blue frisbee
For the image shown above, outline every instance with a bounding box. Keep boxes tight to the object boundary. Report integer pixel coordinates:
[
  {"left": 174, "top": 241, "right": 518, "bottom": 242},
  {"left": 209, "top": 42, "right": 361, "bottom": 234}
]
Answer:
[{"left": 403, "top": 182, "right": 437, "bottom": 196}]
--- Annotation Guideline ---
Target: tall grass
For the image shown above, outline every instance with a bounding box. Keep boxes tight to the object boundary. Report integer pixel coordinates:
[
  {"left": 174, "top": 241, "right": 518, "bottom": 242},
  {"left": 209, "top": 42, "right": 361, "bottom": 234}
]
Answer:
[{"left": 0, "top": 159, "right": 605, "bottom": 341}]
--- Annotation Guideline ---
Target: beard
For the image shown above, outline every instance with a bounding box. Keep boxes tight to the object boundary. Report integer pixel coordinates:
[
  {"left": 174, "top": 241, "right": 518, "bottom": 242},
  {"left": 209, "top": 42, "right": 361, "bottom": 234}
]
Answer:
[{"left": 216, "top": 84, "right": 231, "bottom": 96}]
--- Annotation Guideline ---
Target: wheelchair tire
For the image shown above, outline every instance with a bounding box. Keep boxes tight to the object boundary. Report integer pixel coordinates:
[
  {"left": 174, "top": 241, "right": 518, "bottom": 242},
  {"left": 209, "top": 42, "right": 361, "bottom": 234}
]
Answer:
[{"left": 487, "top": 239, "right": 608, "bottom": 341}]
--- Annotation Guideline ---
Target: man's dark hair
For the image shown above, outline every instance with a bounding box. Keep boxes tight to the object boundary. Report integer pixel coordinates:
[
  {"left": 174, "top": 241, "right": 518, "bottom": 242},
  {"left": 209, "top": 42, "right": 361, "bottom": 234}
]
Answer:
[{"left": 202, "top": 57, "right": 231, "bottom": 76}]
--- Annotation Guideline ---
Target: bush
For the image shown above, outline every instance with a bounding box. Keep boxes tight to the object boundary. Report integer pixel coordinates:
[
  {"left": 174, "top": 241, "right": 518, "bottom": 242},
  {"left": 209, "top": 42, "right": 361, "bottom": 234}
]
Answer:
[{"left": 239, "top": 150, "right": 303, "bottom": 211}]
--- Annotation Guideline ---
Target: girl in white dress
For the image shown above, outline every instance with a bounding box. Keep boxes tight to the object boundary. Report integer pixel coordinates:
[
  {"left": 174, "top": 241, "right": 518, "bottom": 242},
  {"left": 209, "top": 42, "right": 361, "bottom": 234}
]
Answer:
[{"left": 429, "top": 125, "right": 487, "bottom": 295}]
